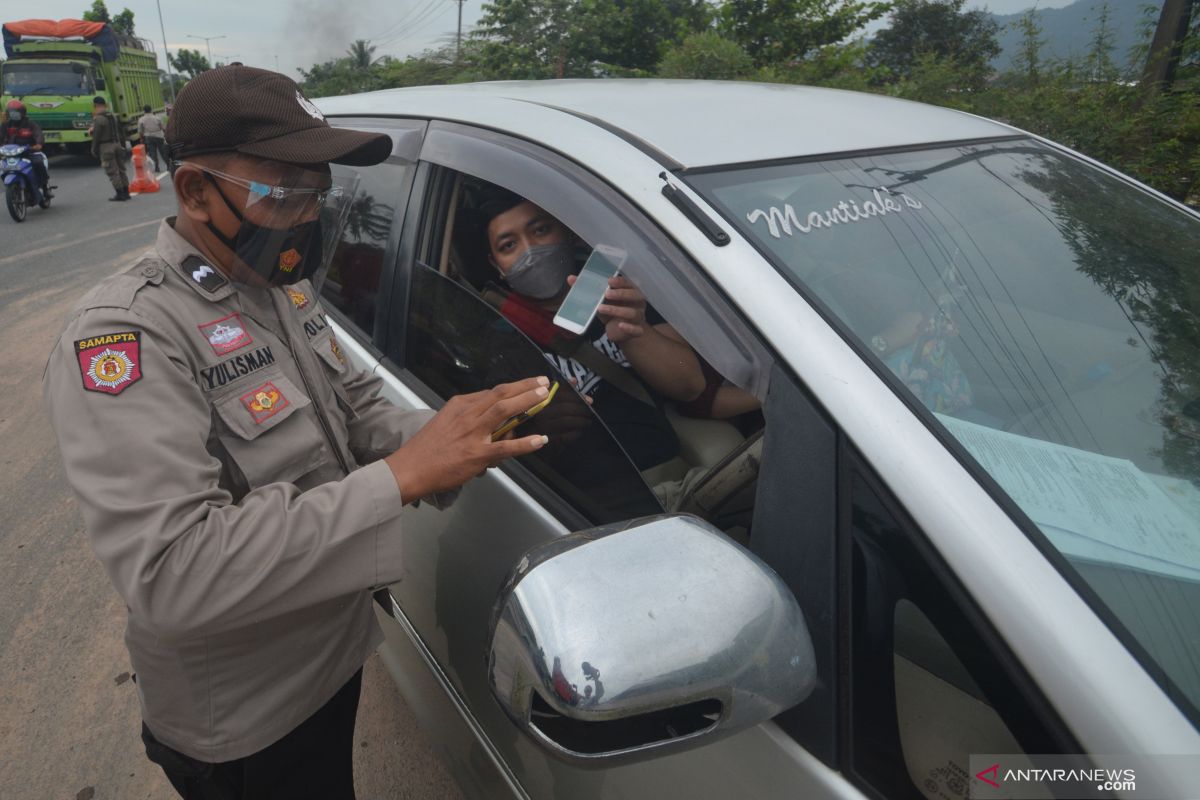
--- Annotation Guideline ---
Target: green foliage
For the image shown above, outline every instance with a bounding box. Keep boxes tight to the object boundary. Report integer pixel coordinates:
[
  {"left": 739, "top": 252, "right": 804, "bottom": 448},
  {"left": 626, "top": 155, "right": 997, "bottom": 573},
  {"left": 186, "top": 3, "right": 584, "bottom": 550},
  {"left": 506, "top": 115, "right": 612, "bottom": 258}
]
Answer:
[
  {"left": 169, "top": 49, "right": 211, "bottom": 80},
  {"left": 868, "top": 0, "right": 1000, "bottom": 90},
  {"left": 82, "top": 1, "right": 111, "bottom": 23},
  {"left": 658, "top": 32, "right": 755, "bottom": 80},
  {"left": 718, "top": 0, "right": 891, "bottom": 67},
  {"left": 111, "top": 9, "right": 135, "bottom": 36},
  {"left": 291, "top": 0, "right": 1197, "bottom": 207}
]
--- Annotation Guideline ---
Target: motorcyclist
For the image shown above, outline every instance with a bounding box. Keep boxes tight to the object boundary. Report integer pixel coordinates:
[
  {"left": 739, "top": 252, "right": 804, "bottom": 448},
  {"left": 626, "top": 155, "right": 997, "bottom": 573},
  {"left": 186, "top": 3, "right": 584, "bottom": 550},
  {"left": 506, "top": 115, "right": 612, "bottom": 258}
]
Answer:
[{"left": 2, "top": 100, "right": 51, "bottom": 197}]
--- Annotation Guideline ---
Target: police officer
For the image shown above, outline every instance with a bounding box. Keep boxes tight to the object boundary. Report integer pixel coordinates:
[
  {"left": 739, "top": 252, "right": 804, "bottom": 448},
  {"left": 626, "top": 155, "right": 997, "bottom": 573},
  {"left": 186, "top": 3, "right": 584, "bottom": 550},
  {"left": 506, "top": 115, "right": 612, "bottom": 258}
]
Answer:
[
  {"left": 43, "top": 66, "right": 550, "bottom": 800},
  {"left": 2, "top": 99, "right": 51, "bottom": 196},
  {"left": 90, "top": 95, "right": 130, "bottom": 201}
]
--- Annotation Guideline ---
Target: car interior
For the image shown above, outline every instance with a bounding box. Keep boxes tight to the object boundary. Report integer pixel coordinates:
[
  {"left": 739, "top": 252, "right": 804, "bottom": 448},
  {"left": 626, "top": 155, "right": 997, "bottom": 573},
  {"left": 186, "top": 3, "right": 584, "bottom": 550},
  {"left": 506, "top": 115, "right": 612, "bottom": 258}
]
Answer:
[{"left": 429, "top": 170, "right": 766, "bottom": 544}]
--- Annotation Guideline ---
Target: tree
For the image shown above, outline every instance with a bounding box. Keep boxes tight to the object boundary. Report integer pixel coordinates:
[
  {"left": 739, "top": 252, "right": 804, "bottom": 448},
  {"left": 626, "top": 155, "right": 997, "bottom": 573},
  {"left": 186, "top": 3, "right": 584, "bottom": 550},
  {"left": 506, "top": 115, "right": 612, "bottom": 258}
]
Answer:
[
  {"left": 1083, "top": 1, "right": 1119, "bottom": 82},
  {"left": 658, "top": 32, "right": 755, "bottom": 79},
  {"left": 470, "top": 0, "right": 711, "bottom": 79},
  {"left": 347, "top": 39, "right": 377, "bottom": 70},
  {"left": 717, "top": 0, "right": 891, "bottom": 68},
  {"left": 111, "top": 9, "right": 136, "bottom": 36},
  {"left": 471, "top": 0, "right": 580, "bottom": 79},
  {"left": 82, "top": 0, "right": 111, "bottom": 23},
  {"left": 169, "top": 49, "right": 211, "bottom": 79},
  {"left": 868, "top": 0, "right": 1000, "bottom": 89},
  {"left": 1009, "top": 8, "right": 1045, "bottom": 87}
]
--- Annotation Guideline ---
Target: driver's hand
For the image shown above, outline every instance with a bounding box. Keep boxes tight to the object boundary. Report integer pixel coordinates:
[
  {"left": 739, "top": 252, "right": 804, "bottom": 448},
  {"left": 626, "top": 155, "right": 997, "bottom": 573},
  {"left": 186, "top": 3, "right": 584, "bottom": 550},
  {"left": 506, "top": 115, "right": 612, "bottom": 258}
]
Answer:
[
  {"left": 571, "top": 274, "right": 647, "bottom": 344},
  {"left": 384, "top": 377, "right": 551, "bottom": 503}
]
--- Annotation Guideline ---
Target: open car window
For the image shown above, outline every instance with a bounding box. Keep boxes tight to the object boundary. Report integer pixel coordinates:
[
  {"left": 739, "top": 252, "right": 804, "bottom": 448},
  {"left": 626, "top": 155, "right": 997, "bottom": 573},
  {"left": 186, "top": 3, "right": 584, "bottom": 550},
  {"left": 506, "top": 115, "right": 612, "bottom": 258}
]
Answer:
[{"left": 405, "top": 261, "right": 664, "bottom": 525}]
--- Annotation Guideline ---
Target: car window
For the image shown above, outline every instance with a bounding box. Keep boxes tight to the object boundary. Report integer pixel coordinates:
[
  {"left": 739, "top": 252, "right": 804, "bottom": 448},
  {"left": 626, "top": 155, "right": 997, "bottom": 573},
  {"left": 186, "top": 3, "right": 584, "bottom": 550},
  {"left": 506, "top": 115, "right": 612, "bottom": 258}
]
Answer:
[
  {"left": 404, "top": 260, "right": 663, "bottom": 524},
  {"left": 324, "top": 120, "right": 424, "bottom": 342},
  {"left": 690, "top": 140, "right": 1200, "bottom": 720},
  {"left": 847, "top": 461, "right": 1071, "bottom": 800}
]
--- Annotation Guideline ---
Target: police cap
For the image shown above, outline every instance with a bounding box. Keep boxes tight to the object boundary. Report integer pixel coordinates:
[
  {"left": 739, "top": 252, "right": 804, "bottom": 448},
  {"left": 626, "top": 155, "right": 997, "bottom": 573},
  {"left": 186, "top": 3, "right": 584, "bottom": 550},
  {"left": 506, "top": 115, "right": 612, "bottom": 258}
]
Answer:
[{"left": 165, "top": 65, "right": 390, "bottom": 167}]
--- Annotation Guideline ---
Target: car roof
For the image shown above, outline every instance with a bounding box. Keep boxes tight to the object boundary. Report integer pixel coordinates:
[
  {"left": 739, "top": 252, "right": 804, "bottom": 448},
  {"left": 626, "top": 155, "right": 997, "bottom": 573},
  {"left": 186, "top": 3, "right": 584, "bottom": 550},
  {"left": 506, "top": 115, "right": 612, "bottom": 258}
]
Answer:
[{"left": 316, "top": 79, "right": 1019, "bottom": 169}]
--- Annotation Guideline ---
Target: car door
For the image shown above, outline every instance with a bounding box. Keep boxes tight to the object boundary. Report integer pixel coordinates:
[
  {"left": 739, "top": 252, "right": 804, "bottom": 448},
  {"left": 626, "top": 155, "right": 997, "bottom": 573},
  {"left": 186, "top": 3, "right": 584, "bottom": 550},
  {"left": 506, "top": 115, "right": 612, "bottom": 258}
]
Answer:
[{"left": 322, "top": 118, "right": 879, "bottom": 800}]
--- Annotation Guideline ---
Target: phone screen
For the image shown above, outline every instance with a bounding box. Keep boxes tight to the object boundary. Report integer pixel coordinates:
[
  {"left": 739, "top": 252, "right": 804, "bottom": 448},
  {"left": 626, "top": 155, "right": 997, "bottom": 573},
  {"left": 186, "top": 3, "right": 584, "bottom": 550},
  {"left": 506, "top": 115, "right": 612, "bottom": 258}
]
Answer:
[{"left": 554, "top": 247, "right": 625, "bottom": 332}]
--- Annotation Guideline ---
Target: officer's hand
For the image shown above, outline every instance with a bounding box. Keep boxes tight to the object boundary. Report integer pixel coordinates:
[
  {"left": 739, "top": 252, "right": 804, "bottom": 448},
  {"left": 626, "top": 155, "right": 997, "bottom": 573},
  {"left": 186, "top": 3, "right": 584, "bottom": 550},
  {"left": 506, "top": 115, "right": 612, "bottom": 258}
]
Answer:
[{"left": 384, "top": 377, "right": 551, "bottom": 503}]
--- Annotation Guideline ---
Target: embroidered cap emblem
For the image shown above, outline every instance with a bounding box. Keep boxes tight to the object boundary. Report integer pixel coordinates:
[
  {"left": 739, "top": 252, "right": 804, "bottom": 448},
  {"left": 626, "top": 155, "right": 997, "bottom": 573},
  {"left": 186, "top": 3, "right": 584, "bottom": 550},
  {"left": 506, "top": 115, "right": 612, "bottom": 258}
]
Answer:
[
  {"left": 241, "top": 381, "right": 290, "bottom": 424},
  {"left": 198, "top": 313, "right": 253, "bottom": 355},
  {"left": 278, "top": 248, "right": 301, "bottom": 273},
  {"left": 295, "top": 90, "right": 325, "bottom": 121},
  {"left": 75, "top": 331, "right": 142, "bottom": 395},
  {"left": 286, "top": 287, "right": 309, "bottom": 309}
]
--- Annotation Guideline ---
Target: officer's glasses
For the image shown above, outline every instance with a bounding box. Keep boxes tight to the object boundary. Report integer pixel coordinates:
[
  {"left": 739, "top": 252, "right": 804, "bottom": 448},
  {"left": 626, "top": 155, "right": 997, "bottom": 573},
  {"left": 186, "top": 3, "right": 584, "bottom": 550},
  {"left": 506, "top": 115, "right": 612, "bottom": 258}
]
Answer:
[{"left": 197, "top": 165, "right": 342, "bottom": 216}]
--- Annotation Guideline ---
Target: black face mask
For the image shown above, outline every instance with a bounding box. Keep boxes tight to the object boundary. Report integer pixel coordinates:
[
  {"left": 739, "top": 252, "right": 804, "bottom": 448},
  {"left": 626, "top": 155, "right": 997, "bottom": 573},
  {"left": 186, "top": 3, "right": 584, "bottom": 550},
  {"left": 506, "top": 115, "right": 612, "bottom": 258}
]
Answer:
[{"left": 204, "top": 173, "right": 324, "bottom": 286}]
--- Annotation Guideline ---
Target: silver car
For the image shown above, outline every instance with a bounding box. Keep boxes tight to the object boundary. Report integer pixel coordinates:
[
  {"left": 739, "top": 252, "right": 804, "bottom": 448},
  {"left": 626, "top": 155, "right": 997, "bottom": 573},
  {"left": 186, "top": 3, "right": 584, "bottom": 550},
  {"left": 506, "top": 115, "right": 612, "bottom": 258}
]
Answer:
[{"left": 313, "top": 81, "right": 1200, "bottom": 799}]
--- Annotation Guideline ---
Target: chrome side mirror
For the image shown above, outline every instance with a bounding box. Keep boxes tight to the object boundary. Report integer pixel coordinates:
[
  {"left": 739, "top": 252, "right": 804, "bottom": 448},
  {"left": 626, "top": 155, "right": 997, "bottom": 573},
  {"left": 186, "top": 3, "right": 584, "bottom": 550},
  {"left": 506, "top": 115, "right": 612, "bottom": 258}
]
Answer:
[{"left": 488, "top": 515, "right": 815, "bottom": 764}]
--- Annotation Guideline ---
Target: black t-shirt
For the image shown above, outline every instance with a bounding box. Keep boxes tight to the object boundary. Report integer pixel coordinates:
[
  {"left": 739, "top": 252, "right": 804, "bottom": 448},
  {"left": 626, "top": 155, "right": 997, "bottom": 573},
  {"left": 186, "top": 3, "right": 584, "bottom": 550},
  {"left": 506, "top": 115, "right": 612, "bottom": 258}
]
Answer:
[{"left": 540, "top": 310, "right": 679, "bottom": 471}]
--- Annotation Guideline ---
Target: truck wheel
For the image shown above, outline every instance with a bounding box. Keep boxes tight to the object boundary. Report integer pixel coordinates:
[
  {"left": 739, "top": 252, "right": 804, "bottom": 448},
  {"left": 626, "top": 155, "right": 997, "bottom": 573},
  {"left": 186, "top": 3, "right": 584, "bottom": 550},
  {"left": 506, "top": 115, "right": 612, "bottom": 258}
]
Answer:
[{"left": 6, "top": 183, "right": 27, "bottom": 222}]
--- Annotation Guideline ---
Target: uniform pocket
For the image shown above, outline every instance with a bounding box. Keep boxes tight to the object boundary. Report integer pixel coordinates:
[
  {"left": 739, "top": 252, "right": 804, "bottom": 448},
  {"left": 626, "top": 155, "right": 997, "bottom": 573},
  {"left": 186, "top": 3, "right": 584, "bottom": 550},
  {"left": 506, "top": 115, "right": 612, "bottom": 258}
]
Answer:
[
  {"left": 213, "top": 373, "right": 329, "bottom": 485},
  {"left": 308, "top": 326, "right": 358, "bottom": 419}
]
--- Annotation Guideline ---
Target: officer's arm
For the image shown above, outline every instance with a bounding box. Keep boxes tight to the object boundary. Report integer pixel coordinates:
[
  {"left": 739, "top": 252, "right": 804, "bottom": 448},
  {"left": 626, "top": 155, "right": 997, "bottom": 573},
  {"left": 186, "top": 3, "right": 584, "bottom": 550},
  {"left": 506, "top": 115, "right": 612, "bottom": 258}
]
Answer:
[{"left": 43, "top": 307, "right": 409, "bottom": 643}]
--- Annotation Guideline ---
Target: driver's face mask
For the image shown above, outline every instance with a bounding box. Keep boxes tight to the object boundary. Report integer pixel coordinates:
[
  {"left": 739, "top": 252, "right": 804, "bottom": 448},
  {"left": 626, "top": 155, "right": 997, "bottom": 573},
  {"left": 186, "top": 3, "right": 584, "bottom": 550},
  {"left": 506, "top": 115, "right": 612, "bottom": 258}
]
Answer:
[
  {"left": 197, "top": 162, "right": 357, "bottom": 288},
  {"left": 503, "top": 242, "right": 576, "bottom": 300},
  {"left": 6, "top": 110, "right": 21, "bottom": 123}
]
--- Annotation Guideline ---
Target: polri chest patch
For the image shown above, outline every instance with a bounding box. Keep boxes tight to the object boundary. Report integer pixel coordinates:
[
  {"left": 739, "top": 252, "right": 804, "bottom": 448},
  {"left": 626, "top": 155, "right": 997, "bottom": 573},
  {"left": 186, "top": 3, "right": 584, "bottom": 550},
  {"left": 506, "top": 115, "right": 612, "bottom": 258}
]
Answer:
[
  {"left": 198, "top": 312, "right": 253, "bottom": 355},
  {"left": 241, "top": 381, "right": 290, "bottom": 424},
  {"left": 76, "top": 331, "right": 142, "bottom": 395},
  {"left": 286, "top": 287, "right": 309, "bottom": 310}
]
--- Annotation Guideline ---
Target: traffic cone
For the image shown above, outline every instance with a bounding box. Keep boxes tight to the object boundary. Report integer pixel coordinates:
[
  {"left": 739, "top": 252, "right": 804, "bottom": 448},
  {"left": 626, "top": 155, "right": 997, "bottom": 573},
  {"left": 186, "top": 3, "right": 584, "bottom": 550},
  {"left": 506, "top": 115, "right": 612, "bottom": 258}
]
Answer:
[{"left": 129, "top": 144, "right": 160, "bottom": 194}]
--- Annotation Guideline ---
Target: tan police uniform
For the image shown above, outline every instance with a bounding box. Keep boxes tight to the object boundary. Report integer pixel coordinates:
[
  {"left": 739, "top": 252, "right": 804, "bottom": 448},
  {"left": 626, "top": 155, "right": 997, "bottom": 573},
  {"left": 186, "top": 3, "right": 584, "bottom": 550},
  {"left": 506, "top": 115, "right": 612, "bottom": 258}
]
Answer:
[
  {"left": 91, "top": 109, "right": 129, "bottom": 193},
  {"left": 42, "top": 217, "right": 441, "bottom": 763}
]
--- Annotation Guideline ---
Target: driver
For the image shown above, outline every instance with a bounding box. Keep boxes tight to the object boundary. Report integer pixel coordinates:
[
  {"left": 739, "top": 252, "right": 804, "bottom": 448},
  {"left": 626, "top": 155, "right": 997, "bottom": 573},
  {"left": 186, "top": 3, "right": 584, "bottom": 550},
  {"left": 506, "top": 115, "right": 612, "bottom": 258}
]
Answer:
[
  {"left": 1, "top": 100, "right": 51, "bottom": 197},
  {"left": 478, "top": 189, "right": 706, "bottom": 470}
]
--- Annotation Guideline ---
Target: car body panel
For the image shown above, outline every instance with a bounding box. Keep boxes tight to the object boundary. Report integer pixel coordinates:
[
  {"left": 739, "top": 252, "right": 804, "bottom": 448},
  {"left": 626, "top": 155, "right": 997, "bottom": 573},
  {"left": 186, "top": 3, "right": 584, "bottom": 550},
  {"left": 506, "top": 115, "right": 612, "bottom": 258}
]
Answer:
[{"left": 316, "top": 80, "right": 1015, "bottom": 169}]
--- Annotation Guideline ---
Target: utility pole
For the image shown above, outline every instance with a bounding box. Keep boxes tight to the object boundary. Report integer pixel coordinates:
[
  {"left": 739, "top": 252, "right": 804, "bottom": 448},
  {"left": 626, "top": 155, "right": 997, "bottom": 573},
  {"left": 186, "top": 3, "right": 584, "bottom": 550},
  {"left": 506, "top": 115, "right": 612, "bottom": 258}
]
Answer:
[
  {"left": 155, "top": 0, "right": 176, "bottom": 103},
  {"left": 1142, "top": 0, "right": 1195, "bottom": 93},
  {"left": 453, "top": 0, "right": 466, "bottom": 62},
  {"left": 187, "top": 34, "right": 227, "bottom": 67}
]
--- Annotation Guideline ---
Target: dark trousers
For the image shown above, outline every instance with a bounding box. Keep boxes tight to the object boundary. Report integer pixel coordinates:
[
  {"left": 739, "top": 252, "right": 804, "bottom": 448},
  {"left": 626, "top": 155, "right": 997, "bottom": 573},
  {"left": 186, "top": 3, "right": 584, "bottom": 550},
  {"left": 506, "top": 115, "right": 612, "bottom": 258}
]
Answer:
[
  {"left": 144, "top": 136, "right": 169, "bottom": 171},
  {"left": 141, "top": 669, "right": 362, "bottom": 800}
]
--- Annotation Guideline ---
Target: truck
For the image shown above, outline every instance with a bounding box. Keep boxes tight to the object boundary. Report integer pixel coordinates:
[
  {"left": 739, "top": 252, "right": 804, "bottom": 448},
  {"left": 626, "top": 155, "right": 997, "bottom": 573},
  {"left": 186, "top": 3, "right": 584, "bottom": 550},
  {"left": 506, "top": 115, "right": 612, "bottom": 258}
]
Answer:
[{"left": 1, "top": 19, "right": 165, "bottom": 156}]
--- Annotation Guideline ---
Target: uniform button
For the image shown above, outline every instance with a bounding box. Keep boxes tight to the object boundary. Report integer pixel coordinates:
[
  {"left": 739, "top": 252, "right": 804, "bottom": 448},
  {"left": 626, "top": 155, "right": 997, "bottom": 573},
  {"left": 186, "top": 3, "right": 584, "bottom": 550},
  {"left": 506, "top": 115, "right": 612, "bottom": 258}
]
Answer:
[{"left": 142, "top": 265, "right": 160, "bottom": 278}]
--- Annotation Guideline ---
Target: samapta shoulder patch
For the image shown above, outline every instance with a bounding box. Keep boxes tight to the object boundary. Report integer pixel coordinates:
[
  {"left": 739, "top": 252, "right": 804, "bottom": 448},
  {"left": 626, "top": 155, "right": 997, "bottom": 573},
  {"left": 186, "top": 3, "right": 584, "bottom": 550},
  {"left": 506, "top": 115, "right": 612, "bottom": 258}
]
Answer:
[{"left": 76, "top": 331, "right": 142, "bottom": 395}]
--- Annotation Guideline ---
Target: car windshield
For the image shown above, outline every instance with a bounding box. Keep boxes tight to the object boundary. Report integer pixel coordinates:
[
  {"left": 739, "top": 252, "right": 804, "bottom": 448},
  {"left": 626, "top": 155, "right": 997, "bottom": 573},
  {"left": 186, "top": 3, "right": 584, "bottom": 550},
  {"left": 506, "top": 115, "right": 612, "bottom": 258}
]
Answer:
[
  {"left": 2, "top": 63, "right": 93, "bottom": 96},
  {"left": 690, "top": 139, "right": 1200, "bottom": 714}
]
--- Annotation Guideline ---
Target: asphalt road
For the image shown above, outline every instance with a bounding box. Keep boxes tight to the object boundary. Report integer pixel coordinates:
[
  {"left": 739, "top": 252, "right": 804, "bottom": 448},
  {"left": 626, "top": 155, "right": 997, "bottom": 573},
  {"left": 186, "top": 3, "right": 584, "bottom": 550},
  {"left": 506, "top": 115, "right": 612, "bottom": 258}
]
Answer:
[{"left": 0, "top": 154, "right": 462, "bottom": 800}]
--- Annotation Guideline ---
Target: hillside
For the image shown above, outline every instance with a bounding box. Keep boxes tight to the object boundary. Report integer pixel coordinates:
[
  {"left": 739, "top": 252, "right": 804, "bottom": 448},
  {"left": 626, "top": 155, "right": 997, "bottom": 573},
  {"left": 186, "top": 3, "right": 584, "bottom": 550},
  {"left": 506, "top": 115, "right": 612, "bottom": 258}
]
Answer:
[{"left": 990, "top": 0, "right": 1160, "bottom": 71}]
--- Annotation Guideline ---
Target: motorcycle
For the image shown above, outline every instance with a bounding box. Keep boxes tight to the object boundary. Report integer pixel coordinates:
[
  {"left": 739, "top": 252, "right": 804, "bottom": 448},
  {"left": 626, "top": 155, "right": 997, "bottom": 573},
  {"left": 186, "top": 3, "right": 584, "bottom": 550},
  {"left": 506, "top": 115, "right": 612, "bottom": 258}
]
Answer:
[{"left": 1, "top": 143, "right": 52, "bottom": 223}]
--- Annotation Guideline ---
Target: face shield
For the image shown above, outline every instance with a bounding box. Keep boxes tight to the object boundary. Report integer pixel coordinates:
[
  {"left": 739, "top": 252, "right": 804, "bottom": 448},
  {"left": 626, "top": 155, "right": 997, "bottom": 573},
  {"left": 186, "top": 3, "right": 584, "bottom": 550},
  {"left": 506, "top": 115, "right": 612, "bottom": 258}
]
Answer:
[{"left": 193, "top": 161, "right": 359, "bottom": 289}]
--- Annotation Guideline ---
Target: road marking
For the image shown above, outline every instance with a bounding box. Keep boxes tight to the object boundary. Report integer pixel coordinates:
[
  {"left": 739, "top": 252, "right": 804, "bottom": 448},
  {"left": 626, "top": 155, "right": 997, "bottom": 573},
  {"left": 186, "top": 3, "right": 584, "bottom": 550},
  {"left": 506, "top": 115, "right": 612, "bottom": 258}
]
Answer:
[
  {"left": 156, "top": 172, "right": 169, "bottom": 180},
  {"left": 0, "top": 219, "right": 160, "bottom": 266}
]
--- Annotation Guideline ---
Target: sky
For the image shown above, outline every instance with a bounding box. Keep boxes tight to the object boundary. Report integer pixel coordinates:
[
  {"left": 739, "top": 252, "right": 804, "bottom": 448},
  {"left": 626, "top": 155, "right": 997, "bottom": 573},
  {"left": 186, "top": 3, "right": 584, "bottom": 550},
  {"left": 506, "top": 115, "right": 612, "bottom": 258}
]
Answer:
[{"left": 20, "top": 0, "right": 1079, "bottom": 82}]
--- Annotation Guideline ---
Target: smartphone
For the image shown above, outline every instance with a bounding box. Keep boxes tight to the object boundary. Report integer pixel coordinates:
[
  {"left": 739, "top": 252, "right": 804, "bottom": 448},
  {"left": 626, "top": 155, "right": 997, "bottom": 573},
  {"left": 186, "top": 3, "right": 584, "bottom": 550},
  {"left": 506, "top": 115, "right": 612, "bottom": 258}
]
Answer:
[
  {"left": 491, "top": 381, "right": 560, "bottom": 441},
  {"left": 552, "top": 244, "right": 628, "bottom": 335}
]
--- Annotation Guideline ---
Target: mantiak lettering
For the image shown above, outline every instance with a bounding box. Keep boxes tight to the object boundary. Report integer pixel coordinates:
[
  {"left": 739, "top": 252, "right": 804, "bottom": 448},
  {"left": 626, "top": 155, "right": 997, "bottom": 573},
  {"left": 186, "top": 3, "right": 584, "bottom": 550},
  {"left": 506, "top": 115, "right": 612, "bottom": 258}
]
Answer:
[
  {"left": 76, "top": 331, "right": 139, "bottom": 351},
  {"left": 200, "top": 347, "right": 276, "bottom": 390}
]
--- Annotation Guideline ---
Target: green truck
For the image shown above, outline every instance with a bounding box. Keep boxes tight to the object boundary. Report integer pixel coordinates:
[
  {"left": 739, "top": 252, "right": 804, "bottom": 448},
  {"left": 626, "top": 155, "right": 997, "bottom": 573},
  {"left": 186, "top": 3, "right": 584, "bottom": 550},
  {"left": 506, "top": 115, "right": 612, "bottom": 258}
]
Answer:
[{"left": 1, "top": 19, "right": 165, "bottom": 155}]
